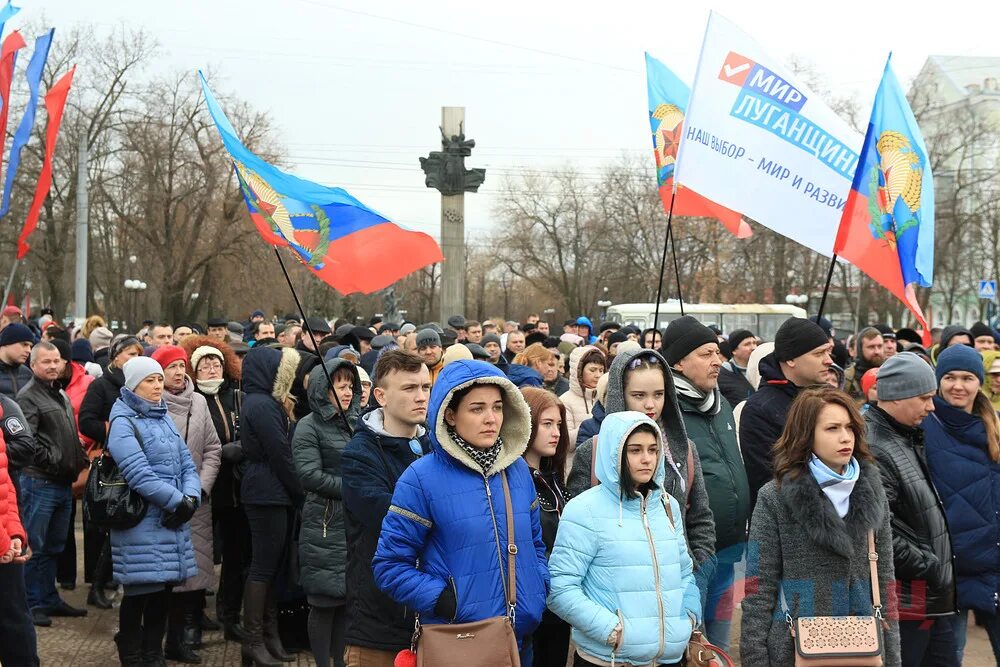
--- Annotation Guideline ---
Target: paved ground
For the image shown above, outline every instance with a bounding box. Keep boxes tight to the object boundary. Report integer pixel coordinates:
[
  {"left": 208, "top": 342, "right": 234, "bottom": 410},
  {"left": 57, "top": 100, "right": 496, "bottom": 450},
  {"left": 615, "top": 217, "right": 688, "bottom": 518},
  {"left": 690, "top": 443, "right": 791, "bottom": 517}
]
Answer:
[{"left": 34, "top": 520, "right": 995, "bottom": 665}]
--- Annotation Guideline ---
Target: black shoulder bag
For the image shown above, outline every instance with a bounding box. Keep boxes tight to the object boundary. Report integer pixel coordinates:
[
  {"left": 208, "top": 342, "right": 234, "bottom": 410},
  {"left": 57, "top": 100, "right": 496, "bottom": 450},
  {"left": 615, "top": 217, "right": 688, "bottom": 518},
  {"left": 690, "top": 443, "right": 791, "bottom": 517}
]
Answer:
[{"left": 83, "top": 415, "right": 150, "bottom": 530}]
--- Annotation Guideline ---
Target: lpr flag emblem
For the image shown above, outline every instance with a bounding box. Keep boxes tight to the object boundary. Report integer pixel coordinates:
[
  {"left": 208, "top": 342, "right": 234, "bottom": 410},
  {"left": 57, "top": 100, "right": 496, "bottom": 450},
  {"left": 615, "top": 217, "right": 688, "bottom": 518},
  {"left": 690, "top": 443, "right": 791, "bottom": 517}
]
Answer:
[{"left": 718, "top": 51, "right": 754, "bottom": 85}]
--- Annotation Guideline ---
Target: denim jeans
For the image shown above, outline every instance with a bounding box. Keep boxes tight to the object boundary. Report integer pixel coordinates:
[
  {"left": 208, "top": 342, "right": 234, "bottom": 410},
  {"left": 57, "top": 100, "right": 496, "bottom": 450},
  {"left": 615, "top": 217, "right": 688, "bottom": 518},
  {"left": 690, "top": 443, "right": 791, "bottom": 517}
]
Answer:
[
  {"left": 899, "top": 616, "right": 960, "bottom": 667},
  {"left": 704, "top": 560, "right": 736, "bottom": 652},
  {"left": 953, "top": 608, "right": 1000, "bottom": 663},
  {"left": 18, "top": 475, "right": 73, "bottom": 611}
]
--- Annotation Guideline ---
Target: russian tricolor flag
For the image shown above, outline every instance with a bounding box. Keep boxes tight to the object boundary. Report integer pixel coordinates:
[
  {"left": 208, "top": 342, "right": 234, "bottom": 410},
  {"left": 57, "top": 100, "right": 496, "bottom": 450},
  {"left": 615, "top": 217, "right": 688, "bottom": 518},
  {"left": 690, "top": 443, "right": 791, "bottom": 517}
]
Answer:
[
  {"left": 834, "top": 56, "right": 934, "bottom": 339},
  {"left": 200, "top": 72, "right": 443, "bottom": 295}
]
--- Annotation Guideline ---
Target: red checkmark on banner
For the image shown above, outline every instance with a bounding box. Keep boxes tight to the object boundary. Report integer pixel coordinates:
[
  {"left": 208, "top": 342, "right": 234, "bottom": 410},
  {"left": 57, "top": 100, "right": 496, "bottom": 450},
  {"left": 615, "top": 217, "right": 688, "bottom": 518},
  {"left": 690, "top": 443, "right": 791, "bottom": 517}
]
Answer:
[{"left": 718, "top": 51, "right": 755, "bottom": 85}]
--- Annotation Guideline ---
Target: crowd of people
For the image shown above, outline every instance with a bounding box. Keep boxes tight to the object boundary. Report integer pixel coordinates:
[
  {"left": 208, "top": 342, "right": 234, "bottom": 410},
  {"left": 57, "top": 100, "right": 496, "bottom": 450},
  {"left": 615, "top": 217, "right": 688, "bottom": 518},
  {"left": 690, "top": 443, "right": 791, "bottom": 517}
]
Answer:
[{"left": 0, "top": 303, "right": 999, "bottom": 666}]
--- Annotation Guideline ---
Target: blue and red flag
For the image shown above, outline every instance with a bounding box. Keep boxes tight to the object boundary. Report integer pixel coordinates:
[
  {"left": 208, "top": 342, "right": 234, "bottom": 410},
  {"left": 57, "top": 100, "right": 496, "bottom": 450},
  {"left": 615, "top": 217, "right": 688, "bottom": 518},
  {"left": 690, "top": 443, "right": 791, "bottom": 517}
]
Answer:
[
  {"left": 0, "top": 28, "right": 52, "bottom": 219},
  {"left": 645, "top": 52, "right": 751, "bottom": 238},
  {"left": 200, "top": 72, "right": 443, "bottom": 295},
  {"left": 834, "top": 56, "right": 934, "bottom": 339},
  {"left": 17, "top": 66, "right": 75, "bottom": 259}
]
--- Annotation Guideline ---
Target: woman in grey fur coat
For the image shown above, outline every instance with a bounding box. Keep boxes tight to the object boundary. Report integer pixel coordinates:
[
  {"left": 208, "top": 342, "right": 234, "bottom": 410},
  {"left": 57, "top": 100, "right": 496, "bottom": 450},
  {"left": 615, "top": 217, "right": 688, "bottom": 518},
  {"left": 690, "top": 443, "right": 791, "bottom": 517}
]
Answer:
[{"left": 741, "top": 388, "right": 900, "bottom": 666}]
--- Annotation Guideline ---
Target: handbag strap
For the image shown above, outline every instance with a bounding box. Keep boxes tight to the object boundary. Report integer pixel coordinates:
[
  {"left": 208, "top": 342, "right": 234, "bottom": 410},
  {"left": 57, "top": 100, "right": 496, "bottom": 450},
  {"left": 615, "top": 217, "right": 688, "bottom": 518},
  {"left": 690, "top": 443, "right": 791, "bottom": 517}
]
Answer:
[
  {"left": 108, "top": 416, "right": 144, "bottom": 451},
  {"left": 500, "top": 470, "right": 516, "bottom": 614},
  {"left": 867, "top": 529, "right": 882, "bottom": 619},
  {"left": 781, "top": 529, "right": 882, "bottom": 625}
]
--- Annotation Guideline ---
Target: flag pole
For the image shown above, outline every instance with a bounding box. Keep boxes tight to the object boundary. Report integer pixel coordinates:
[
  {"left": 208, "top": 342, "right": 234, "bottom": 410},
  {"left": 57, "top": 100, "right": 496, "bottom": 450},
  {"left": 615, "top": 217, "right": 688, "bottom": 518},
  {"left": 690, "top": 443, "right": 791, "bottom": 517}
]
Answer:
[
  {"left": 271, "top": 246, "right": 353, "bottom": 434},
  {"left": 668, "top": 214, "right": 685, "bottom": 316},
  {"left": 1, "top": 258, "right": 18, "bottom": 308},
  {"left": 815, "top": 253, "right": 838, "bottom": 321},
  {"left": 653, "top": 190, "right": 675, "bottom": 332}
]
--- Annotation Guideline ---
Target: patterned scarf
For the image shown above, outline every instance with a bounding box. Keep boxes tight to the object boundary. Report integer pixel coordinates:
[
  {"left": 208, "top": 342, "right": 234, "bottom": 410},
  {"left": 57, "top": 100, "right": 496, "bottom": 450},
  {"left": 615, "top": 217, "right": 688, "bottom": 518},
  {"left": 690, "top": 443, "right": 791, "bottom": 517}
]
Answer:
[
  {"left": 670, "top": 370, "right": 719, "bottom": 415},
  {"left": 448, "top": 425, "right": 504, "bottom": 473}
]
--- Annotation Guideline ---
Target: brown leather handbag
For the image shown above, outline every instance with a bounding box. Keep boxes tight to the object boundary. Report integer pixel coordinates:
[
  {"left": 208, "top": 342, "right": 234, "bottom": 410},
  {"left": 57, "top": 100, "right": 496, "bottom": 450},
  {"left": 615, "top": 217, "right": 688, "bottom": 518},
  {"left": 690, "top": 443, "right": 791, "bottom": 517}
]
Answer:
[
  {"left": 784, "top": 530, "right": 886, "bottom": 666},
  {"left": 414, "top": 470, "right": 521, "bottom": 667}
]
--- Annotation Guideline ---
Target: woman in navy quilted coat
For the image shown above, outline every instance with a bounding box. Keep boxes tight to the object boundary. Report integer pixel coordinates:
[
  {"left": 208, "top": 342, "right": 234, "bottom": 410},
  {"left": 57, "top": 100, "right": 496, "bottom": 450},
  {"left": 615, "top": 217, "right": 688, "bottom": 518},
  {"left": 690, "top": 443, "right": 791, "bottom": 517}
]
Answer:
[
  {"left": 373, "top": 360, "right": 550, "bottom": 664},
  {"left": 107, "top": 356, "right": 201, "bottom": 666},
  {"left": 924, "top": 344, "right": 1000, "bottom": 661}
]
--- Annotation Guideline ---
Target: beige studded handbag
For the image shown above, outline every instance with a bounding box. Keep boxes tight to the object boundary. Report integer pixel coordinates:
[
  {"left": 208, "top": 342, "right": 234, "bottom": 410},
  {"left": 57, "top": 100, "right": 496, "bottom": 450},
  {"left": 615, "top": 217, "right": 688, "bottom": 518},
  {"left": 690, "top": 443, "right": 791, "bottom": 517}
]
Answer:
[{"left": 785, "top": 531, "right": 885, "bottom": 667}]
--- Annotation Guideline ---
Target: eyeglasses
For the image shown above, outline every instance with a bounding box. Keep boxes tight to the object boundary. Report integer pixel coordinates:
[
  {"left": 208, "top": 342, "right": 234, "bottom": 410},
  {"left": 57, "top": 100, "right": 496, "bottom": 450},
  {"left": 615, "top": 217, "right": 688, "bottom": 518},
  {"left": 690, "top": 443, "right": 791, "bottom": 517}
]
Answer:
[{"left": 199, "top": 360, "right": 223, "bottom": 371}]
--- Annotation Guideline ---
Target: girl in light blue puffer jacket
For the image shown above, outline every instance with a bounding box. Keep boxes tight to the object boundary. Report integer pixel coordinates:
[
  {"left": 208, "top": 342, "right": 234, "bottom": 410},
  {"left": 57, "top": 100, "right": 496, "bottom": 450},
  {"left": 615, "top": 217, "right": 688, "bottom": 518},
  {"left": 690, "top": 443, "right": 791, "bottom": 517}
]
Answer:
[{"left": 547, "top": 411, "right": 700, "bottom": 666}]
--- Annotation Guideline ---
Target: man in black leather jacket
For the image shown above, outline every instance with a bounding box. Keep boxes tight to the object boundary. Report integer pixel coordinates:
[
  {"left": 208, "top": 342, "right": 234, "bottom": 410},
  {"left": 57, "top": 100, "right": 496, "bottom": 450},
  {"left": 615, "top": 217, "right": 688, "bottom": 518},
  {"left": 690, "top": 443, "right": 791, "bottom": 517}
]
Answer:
[
  {"left": 865, "top": 352, "right": 957, "bottom": 665},
  {"left": 16, "top": 341, "right": 89, "bottom": 625}
]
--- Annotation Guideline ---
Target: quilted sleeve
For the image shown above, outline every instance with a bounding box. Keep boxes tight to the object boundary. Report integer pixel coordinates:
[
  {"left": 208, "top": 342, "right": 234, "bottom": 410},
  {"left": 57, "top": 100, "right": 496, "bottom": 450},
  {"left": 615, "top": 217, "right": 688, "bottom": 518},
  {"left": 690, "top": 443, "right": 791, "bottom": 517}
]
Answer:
[
  {"left": 108, "top": 418, "right": 184, "bottom": 512},
  {"left": 546, "top": 499, "right": 619, "bottom": 646},
  {"left": 372, "top": 464, "right": 448, "bottom": 614}
]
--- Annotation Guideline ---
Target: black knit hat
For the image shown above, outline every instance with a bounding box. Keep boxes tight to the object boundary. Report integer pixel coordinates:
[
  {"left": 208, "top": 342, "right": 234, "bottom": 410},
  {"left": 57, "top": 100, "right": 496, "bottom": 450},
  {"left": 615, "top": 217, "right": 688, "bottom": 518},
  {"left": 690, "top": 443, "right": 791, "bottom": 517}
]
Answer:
[
  {"left": 607, "top": 330, "right": 629, "bottom": 346},
  {"left": 662, "top": 316, "right": 718, "bottom": 366},
  {"left": 774, "top": 317, "right": 830, "bottom": 362},
  {"left": 971, "top": 321, "right": 994, "bottom": 340},
  {"left": 728, "top": 329, "right": 755, "bottom": 351}
]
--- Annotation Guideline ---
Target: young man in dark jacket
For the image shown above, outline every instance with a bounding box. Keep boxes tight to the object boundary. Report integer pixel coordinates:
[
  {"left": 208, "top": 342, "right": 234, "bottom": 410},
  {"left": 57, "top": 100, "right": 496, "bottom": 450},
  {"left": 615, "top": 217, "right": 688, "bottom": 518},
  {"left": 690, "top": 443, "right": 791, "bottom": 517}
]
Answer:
[
  {"left": 0, "top": 324, "right": 35, "bottom": 400},
  {"left": 865, "top": 352, "right": 957, "bottom": 664},
  {"left": 663, "top": 317, "right": 750, "bottom": 652},
  {"left": 739, "top": 318, "right": 833, "bottom": 508},
  {"left": 341, "top": 350, "right": 432, "bottom": 667},
  {"left": 16, "top": 341, "right": 89, "bottom": 626}
]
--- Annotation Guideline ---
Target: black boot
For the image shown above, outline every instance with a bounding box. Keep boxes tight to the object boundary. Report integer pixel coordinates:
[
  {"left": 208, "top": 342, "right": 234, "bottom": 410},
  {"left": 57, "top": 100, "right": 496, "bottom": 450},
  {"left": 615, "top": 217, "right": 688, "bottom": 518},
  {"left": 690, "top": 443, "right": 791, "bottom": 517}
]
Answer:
[
  {"left": 241, "top": 581, "right": 281, "bottom": 667},
  {"left": 88, "top": 584, "right": 113, "bottom": 610},
  {"left": 164, "top": 592, "right": 202, "bottom": 664},
  {"left": 261, "top": 583, "right": 295, "bottom": 662},
  {"left": 114, "top": 630, "right": 144, "bottom": 667}
]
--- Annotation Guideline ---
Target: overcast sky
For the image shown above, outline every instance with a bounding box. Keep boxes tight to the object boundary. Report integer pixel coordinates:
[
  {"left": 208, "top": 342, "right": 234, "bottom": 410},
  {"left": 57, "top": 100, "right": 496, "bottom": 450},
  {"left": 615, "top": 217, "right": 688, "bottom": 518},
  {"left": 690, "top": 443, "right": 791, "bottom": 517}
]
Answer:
[{"left": 28, "top": 1, "right": 1000, "bottom": 247}]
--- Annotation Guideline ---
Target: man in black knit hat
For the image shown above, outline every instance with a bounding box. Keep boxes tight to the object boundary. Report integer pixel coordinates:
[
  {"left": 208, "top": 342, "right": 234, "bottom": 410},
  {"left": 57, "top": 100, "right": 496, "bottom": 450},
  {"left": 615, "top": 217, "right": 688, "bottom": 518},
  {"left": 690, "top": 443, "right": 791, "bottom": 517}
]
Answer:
[{"left": 739, "top": 317, "right": 833, "bottom": 508}]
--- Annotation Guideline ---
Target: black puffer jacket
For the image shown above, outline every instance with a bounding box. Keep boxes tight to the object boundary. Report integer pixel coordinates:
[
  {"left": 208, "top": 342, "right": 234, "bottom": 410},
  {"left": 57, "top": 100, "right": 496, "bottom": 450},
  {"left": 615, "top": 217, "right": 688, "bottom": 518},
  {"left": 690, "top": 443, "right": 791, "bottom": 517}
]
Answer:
[
  {"left": 738, "top": 353, "right": 800, "bottom": 509},
  {"left": 0, "top": 360, "right": 32, "bottom": 400},
  {"left": 79, "top": 366, "right": 126, "bottom": 446},
  {"left": 866, "top": 406, "right": 956, "bottom": 618},
  {"left": 17, "top": 378, "right": 88, "bottom": 484},
  {"left": 240, "top": 346, "right": 304, "bottom": 508},
  {"left": 341, "top": 409, "right": 431, "bottom": 652}
]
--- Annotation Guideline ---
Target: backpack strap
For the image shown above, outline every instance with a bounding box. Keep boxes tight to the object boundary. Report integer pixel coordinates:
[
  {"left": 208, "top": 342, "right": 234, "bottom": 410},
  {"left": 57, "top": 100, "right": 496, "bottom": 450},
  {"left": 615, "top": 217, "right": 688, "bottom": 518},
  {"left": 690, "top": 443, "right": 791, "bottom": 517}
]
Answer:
[{"left": 500, "top": 471, "right": 517, "bottom": 618}]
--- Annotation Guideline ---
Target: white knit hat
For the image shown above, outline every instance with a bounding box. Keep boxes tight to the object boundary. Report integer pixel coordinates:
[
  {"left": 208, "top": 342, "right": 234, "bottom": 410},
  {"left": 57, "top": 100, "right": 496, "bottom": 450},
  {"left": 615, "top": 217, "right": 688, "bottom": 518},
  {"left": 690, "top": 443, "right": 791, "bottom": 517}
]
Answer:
[
  {"left": 123, "top": 357, "right": 164, "bottom": 391},
  {"left": 190, "top": 345, "right": 224, "bottom": 373}
]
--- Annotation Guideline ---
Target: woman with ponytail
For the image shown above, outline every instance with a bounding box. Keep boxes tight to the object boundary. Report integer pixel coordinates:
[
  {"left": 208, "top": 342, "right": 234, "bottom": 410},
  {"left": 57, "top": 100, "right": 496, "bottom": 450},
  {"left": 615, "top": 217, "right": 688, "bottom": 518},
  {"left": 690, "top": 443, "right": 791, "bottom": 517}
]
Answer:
[{"left": 924, "top": 344, "right": 1000, "bottom": 661}]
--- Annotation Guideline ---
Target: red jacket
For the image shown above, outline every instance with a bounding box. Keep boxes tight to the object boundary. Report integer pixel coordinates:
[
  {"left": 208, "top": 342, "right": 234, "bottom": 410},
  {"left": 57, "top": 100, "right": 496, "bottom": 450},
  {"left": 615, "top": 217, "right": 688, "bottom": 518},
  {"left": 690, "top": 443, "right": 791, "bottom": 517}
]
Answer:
[
  {"left": 64, "top": 362, "right": 95, "bottom": 450},
  {"left": 0, "top": 419, "right": 25, "bottom": 556}
]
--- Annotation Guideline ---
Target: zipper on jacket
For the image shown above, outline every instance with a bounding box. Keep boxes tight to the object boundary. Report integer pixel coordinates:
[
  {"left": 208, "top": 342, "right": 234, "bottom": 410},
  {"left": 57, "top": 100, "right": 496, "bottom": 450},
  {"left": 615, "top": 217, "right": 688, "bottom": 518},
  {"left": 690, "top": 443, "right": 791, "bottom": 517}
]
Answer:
[
  {"left": 641, "top": 495, "right": 667, "bottom": 662},
  {"left": 323, "top": 499, "right": 332, "bottom": 538},
  {"left": 483, "top": 474, "right": 511, "bottom": 614}
]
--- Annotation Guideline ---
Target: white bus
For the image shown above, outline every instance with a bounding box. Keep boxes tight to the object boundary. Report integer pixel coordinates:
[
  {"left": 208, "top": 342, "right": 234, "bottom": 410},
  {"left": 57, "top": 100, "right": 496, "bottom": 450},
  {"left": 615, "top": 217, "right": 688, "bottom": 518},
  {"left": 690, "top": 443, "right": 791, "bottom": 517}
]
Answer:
[{"left": 605, "top": 302, "right": 808, "bottom": 342}]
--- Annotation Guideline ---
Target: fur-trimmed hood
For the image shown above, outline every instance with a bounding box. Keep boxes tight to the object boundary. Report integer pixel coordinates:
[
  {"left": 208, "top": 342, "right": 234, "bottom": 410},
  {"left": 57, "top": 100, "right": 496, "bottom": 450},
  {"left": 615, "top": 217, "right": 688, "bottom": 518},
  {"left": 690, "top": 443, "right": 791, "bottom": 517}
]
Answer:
[
  {"left": 777, "top": 459, "right": 886, "bottom": 559},
  {"left": 241, "top": 344, "right": 300, "bottom": 405},
  {"left": 427, "top": 359, "right": 531, "bottom": 477},
  {"left": 568, "top": 345, "right": 602, "bottom": 400}
]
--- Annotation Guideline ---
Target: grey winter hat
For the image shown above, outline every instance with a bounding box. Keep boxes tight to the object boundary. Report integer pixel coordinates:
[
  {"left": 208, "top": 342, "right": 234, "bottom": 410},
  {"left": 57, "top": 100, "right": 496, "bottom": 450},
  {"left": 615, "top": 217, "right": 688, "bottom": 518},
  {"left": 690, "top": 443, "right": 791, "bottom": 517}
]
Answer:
[
  {"left": 481, "top": 333, "right": 502, "bottom": 348},
  {"left": 399, "top": 323, "right": 416, "bottom": 336},
  {"left": 123, "top": 356, "right": 164, "bottom": 392},
  {"left": 875, "top": 351, "right": 936, "bottom": 401},
  {"left": 89, "top": 326, "right": 114, "bottom": 352},
  {"left": 415, "top": 329, "right": 441, "bottom": 349},
  {"left": 371, "top": 334, "right": 393, "bottom": 350}
]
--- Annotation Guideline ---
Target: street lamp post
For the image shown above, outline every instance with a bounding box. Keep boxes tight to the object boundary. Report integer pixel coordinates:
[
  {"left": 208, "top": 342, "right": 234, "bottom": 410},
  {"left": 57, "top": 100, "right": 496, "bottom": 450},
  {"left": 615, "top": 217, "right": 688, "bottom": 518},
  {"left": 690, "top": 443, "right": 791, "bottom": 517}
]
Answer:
[{"left": 124, "top": 279, "right": 147, "bottom": 333}]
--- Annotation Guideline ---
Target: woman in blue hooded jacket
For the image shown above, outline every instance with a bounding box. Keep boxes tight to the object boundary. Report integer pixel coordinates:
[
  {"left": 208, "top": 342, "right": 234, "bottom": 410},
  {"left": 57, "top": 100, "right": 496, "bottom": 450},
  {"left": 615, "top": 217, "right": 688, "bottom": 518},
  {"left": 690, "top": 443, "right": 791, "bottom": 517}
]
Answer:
[
  {"left": 547, "top": 411, "right": 700, "bottom": 666},
  {"left": 924, "top": 344, "right": 1000, "bottom": 661},
  {"left": 373, "top": 360, "right": 550, "bottom": 664},
  {"left": 106, "top": 356, "right": 201, "bottom": 666}
]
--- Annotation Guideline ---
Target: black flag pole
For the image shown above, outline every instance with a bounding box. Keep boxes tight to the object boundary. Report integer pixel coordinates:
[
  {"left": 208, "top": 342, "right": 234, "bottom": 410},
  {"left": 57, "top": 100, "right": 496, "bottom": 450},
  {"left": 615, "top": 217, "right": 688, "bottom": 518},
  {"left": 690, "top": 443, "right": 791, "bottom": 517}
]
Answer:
[
  {"left": 815, "top": 253, "right": 839, "bottom": 321},
  {"left": 272, "top": 246, "right": 353, "bottom": 433},
  {"left": 653, "top": 189, "right": 686, "bottom": 332}
]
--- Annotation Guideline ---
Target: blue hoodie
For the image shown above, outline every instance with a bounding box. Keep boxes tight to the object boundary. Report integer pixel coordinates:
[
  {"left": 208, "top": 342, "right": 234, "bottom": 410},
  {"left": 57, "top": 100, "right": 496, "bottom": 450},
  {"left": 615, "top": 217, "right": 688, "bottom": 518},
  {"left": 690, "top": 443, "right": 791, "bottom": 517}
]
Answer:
[
  {"left": 548, "top": 411, "right": 700, "bottom": 665},
  {"left": 372, "top": 360, "right": 550, "bottom": 641},
  {"left": 576, "top": 316, "right": 598, "bottom": 344}
]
